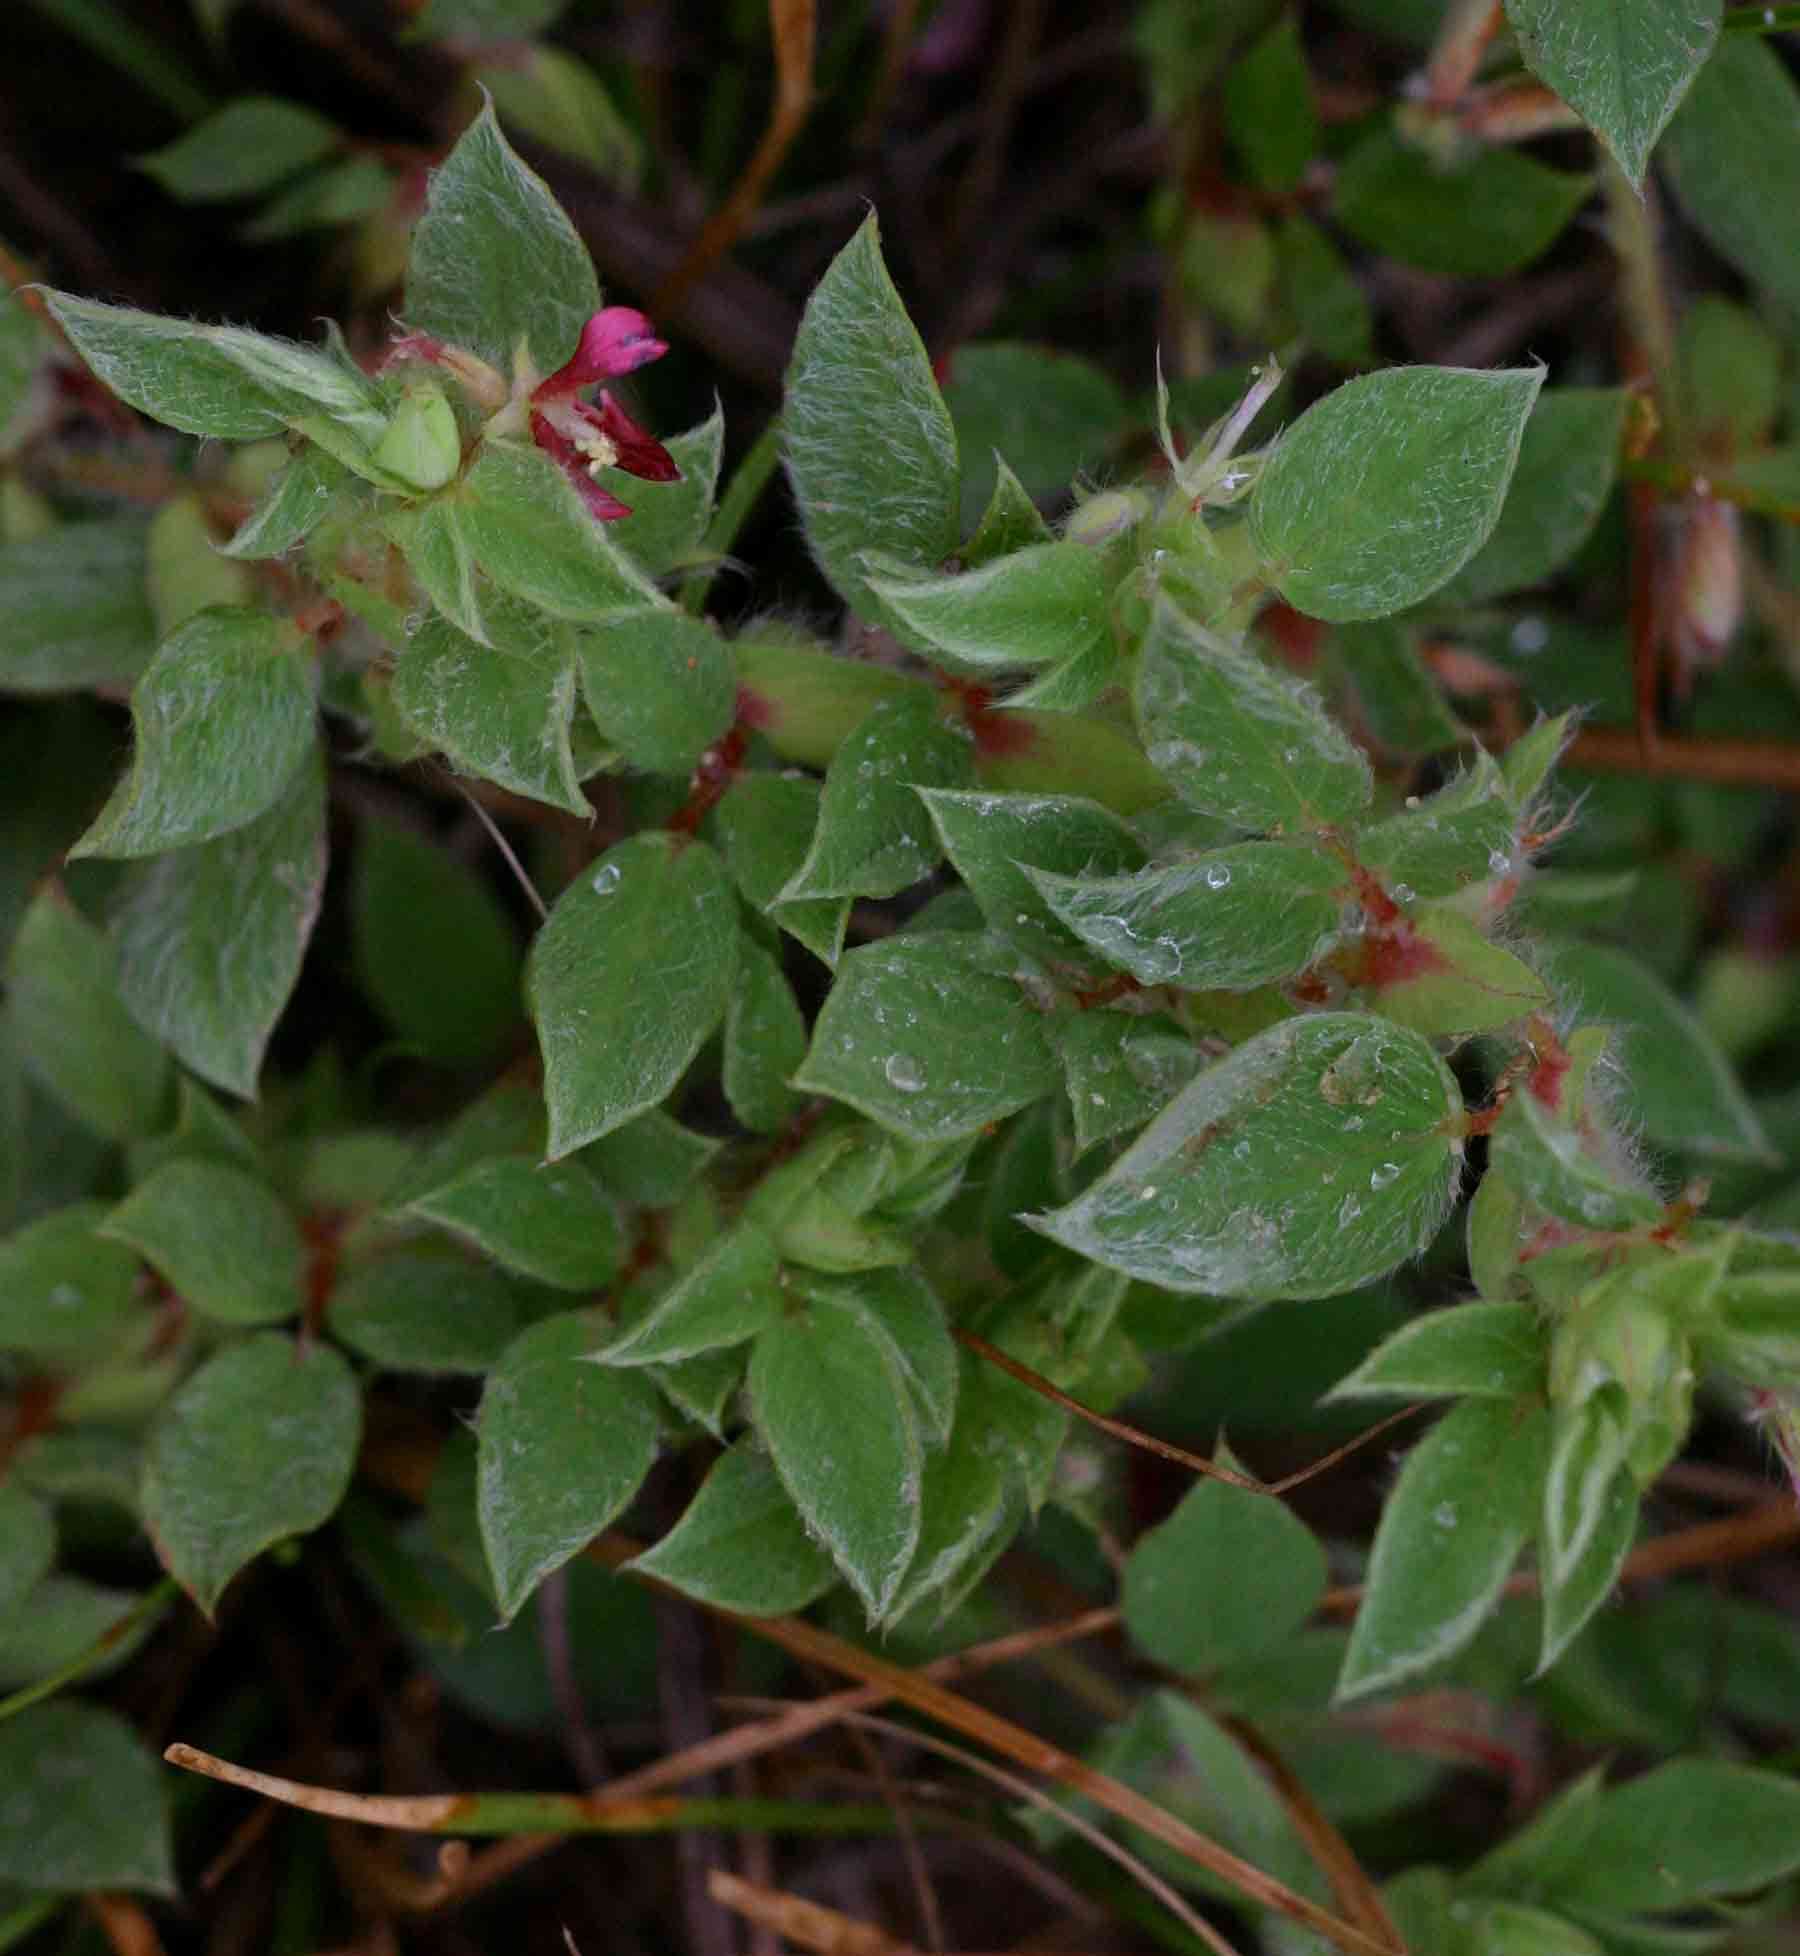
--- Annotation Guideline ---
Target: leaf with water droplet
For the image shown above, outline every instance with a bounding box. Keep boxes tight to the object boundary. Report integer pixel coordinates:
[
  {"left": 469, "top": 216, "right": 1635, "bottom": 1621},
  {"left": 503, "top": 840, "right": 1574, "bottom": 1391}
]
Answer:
[
  {"left": 1054, "top": 1009, "right": 1202, "bottom": 1152},
  {"left": 711, "top": 772, "right": 850, "bottom": 968},
  {"left": 1328, "top": 1300, "right": 1548, "bottom": 1402},
  {"left": 1355, "top": 752, "right": 1517, "bottom": 901},
  {"left": 1363, "top": 902, "right": 1550, "bottom": 1038},
  {"left": 1135, "top": 603, "right": 1371, "bottom": 833},
  {"left": 795, "top": 932, "right": 1059, "bottom": 1143},
  {"left": 1028, "top": 841, "right": 1346, "bottom": 990},
  {"left": 528, "top": 832, "right": 737, "bottom": 1157},
  {"left": 780, "top": 694, "right": 973, "bottom": 905},
  {"left": 1488, "top": 1089, "right": 1662, "bottom": 1234},
  {"left": 1033, "top": 1012, "right": 1464, "bottom": 1301},
  {"left": 1338, "top": 1395, "right": 1548, "bottom": 1701},
  {"left": 917, "top": 786, "right": 1144, "bottom": 967}
]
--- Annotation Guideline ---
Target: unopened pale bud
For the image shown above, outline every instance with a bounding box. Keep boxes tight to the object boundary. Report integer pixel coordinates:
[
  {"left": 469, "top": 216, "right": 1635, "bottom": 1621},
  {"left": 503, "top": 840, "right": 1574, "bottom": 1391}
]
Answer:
[{"left": 373, "top": 378, "right": 462, "bottom": 492}]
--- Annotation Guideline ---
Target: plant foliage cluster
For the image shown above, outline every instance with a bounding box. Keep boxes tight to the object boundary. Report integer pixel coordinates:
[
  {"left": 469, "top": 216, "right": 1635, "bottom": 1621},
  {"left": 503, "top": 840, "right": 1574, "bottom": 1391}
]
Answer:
[{"left": 5, "top": 0, "right": 1800, "bottom": 1952}]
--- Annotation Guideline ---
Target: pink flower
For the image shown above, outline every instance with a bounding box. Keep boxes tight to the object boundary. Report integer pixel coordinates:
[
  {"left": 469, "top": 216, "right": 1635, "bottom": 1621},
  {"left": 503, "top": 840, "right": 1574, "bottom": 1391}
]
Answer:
[{"left": 528, "top": 307, "right": 679, "bottom": 521}]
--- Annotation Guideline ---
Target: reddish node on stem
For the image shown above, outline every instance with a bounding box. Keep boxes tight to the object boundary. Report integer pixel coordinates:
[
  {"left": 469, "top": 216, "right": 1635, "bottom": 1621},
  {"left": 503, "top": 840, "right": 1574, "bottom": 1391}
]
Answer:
[
  {"left": 943, "top": 677, "right": 1038, "bottom": 757},
  {"left": 1258, "top": 602, "right": 1325, "bottom": 674},
  {"left": 670, "top": 723, "right": 750, "bottom": 836},
  {"left": 1354, "top": 920, "right": 1450, "bottom": 991}
]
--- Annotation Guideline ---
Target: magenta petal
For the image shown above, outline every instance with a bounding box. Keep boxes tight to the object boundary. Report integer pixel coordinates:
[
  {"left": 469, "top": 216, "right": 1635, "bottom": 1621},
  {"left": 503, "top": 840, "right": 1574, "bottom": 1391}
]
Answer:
[
  {"left": 535, "top": 307, "right": 669, "bottom": 398},
  {"left": 530, "top": 412, "right": 635, "bottom": 521},
  {"left": 590, "top": 394, "right": 682, "bottom": 483}
]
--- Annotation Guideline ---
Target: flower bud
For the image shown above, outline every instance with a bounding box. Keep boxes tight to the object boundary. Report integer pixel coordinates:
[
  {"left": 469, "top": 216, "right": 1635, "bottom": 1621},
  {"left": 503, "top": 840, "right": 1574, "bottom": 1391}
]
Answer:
[{"left": 372, "top": 377, "right": 463, "bottom": 492}]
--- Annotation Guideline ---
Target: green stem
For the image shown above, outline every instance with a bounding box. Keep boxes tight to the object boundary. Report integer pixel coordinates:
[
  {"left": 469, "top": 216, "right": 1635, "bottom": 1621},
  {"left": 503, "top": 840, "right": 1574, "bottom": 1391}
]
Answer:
[
  {"left": 431, "top": 1794, "right": 949, "bottom": 1836},
  {"left": 682, "top": 416, "right": 785, "bottom": 615},
  {"left": 0, "top": 1577, "right": 180, "bottom": 1724}
]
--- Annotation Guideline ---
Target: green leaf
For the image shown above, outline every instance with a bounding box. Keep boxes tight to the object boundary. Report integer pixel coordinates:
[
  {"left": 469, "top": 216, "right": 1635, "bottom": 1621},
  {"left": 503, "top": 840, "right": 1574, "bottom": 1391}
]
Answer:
[
  {"left": 1252, "top": 363, "right": 1545, "bottom": 622},
  {"left": 221, "top": 446, "right": 349, "bottom": 560},
  {"left": 384, "top": 495, "right": 486, "bottom": 642},
  {"left": 605, "top": 408, "right": 724, "bottom": 578},
  {"left": 142, "top": 1332, "right": 361, "bottom": 1614},
  {"left": 783, "top": 214, "right": 959, "bottom": 623},
  {"left": 0, "top": 1573, "right": 157, "bottom": 1687},
  {"left": 1507, "top": 0, "right": 1716, "bottom": 186},
  {"left": 1331, "top": 1300, "right": 1548, "bottom": 1401},
  {"left": 577, "top": 608, "right": 736, "bottom": 774},
  {"left": 1224, "top": 15, "right": 1320, "bottom": 191},
  {"left": 404, "top": 1155, "right": 620, "bottom": 1291},
  {"left": 391, "top": 602, "right": 591, "bottom": 815},
  {"left": 109, "top": 746, "right": 326, "bottom": 1098},
  {"left": 866, "top": 542, "right": 1112, "bottom": 677},
  {"left": 72, "top": 608, "right": 317, "bottom": 859},
  {"left": 713, "top": 773, "right": 849, "bottom": 967},
  {"left": 0, "top": 1484, "right": 54, "bottom": 1620},
  {"left": 1338, "top": 1396, "right": 1549, "bottom": 1700},
  {"left": 796, "top": 934, "right": 1059, "bottom": 1143},
  {"left": 962, "top": 456, "right": 1052, "bottom": 565},
  {"left": 1676, "top": 296, "right": 1783, "bottom": 452},
  {"left": 1663, "top": 39, "right": 1800, "bottom": 322},
  {"left": 918, "top": 787, "right": 1145, "bottom": 965},
  {"left": 1543, "top": 938, "right": 1777, "bottom": 1165},
  {"left": 477, "top": 1312, "right": 661, "bottom": 1620},
  {"left": 528, "top": 833, "right": 737, "bottom": 1157},
  {"left": 780, "top": 694, "right": 972, "bottom": 903},
  {"left": 137, "top": 96, "right": 339, "bottom": 198},
  {"left": 1274, "top": 212, "right": 1374, "bottom": 366},
  {"left": 723, "top": 934, "right": 807, "bottom": 1134},
  {"left": 43, "top": 291, "right": 386, "bottom": 445},
  {"left": 462, "top": 440, "right": 664, "bottom": 619},
  {"left": 1054, "top": 1009, "right": 1202, "bottom": 1152},
  {"left": 601, "top": 1222, "right": 783, "bottom": 1366},
  {"left": 749, "top": 1286, "right": 923, "bottom": 1620},
  {"left": 1333, "top": 619, "right": 1463, "bottom": 755},
  {"left": 1333, "top": 126, "right": 1591, "bottom": 278},
  {"left": 352, "top": 816, "right": 521, "bottom": 1069},
  {"left": 1136, "top": 604, "right": 1371, "bottom": 830},
  {"left": 1365, "top": 902, "right": 1551, "bottom": 1037},
  {"left": 579, "top": 1108, "right": 720, "bottom": 1207},
  {"left": 0, "top": 1201, "right": 141, "bottom": 1362},
  {"left": 103, "top": 1160, "right": 304, "bottom": 1325},
  {"left": 1539, "top": 1466, "right": 1637, "bottom": 1672},
  {"left": 1436, "top": 389, "right": 1629, "bottom": 606},
  {"left": 0, "top": 516, "right": 156, "bottom": 693},
  {"left": 1489, "top": 1089, "right": 1663, "bottom": 1231},
  {"left": 627, "top": 1441, "right": 836, "bottom": 1614},
  {"left": 1543, "top": 1762, "right": 1800, "bottom": 1915},
  {"left": 0, "top": 1703, "right": 173, "bottom": 1895},
  {"left": 476, "top": 45, "right": 642, "bottom": 184},
  {"left": 943, "top": 343, "right": 1125, "bottom": 532},
  {"left": 242, "top": 156, "right": 394, "bottom": 240},
  {"left": 1355, "top": 754, "right": 1517, "bottom": 900},
  {"left": 1030, "top": 842, "right": 1346, "bottom": 990},
  {"left": 5, "top": 890, "right": 170, "bottom": 1141},
  {"left": 0, "top": 284, "right": 49, "bottom": 457},
  {"left": 1123, "top": 1466, "right": 1327, "bottom": 1673},
  {"left": 1032, "top": 1012, "right": 1464, "bottom": 1300},
  {"left": 797, "top": 1266, "right": 958, "bottom": 1444},
  {"left": 403, "top": 100, "right": 600, "bottom": 379},
  {"left": 329, "top": 1250, "right": 544, "bottom": 1372}
]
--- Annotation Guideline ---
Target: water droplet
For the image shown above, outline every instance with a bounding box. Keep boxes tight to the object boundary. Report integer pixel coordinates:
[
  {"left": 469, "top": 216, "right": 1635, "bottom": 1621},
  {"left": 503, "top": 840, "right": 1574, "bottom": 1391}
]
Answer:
[
  {"left": 1204, "top": 862, "right": 1232, "bottom": 890},
  {"left": 1488, "top": 849, "right": 1512, "bottom": 875},
  {"left": 590, "top": 863, "right": 622, "bottom": 895},
  {"left": 1432, "top": 1501, "right": 1458, "bottom": 1529},
  {"left": 1283, "top": 746, "right": 1301, "bottom": 764},
  {"left": 1510, "top": 615, "right": 1549, "bottom": 656},
  {"left": 402, "top": 610, "right": 425, "bottom": 637},
  {"left": 1580, "top": 1190, "right": 1612, "bottom": 1223},
  {"left": 1344, "top": 1114, "right": 1365, "bottom": 1132},
  {"left": 1370, "top": 1161, "right": 1401, "bottom": 1190},
  {"left": 48, "top": 1283, "right": 81, "bottom": 1310},
  {"left": 1139, "top": 1185, "right": 1159, "bottom": 1201},
  {"left": 1393, "top": 882, "right": 1416, "bottom": 905},
  {"left": 1233, "top": 1140, "right": 1252, "bottom": 1160},
  {"left": 884, "top": 1053, "right": 926, "bottom": 1093},
  {"left": 1337, "top": 1192, "right": 1362, "bottom": 1226}
]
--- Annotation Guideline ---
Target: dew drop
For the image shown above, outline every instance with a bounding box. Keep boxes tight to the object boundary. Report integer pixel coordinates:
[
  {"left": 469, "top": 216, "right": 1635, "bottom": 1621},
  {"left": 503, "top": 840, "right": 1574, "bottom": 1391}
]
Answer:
[
  {"left": 1510, "top": 615, "right": 1549, "bottom": 656},
  {"left": 1204, "top": 862, "right": 1232, "bottom": 890},
  {"left": 1139, "top": 1185, "right": 1159, "bottom": 1201},
  {"left": 884, "top": 1054, "right": 926, "bottom": 1093},
  {"left": 1282, "top": 746, "right": 1301, "bottom": 764},
  {"left": 590, "top": 863, "right": 622, "bottom": 895},
  {"left": 1393, "top": 882, "right": 1416, "bottom": 905},
  {"left": 1580, "top": 1190, "right": 1612, "bottom": 1223},
  {"left": 1337, "top": 1192, "right": 1363, "bottom": 1226},
  {"left": 1432, "top": 1501, "right": 1458, "bottom": 1529},
  {"left": 1233, "top": 1140, "right": 1252, "bottom": 1160},
  {"left": 1487, "top": 849, "right": 1512, "bottom": 875},
  {"left": 1370, "top": 1161, "right": 1401, "bottom": 1190}
]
